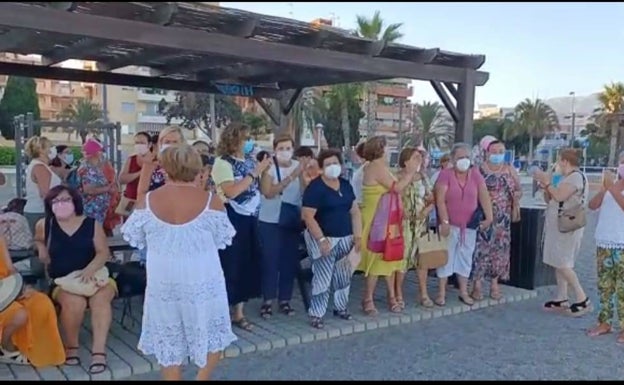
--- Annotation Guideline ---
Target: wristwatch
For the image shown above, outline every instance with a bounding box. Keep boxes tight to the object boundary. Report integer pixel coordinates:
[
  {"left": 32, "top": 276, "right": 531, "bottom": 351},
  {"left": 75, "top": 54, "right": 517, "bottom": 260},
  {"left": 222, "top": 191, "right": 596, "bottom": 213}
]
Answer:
[
  {"left": 441, "top": 220, "right": 449, "bottom": 225},
  {"left": 246, "top": 172, "right": 257, "bottom": 180}
]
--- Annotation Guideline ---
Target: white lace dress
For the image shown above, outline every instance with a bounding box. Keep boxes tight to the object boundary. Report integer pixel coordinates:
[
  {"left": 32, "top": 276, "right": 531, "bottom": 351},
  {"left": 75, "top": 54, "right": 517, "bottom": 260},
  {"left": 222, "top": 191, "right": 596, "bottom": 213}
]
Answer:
[{"left": 121, "top": 192, "right": 237, "bottom": 368}]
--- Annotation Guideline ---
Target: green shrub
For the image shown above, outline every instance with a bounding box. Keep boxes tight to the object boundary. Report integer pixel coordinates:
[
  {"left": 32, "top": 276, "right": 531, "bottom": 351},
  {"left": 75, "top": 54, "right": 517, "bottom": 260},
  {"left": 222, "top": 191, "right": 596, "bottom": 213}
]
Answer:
[{"left": 0, "top": 146, "right": 83, "bottom": 166}]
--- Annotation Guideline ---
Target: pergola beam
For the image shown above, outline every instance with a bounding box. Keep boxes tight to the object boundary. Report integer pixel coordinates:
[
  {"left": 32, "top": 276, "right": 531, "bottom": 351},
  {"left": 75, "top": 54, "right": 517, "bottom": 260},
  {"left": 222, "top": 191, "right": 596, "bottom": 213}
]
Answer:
[
  {"left": 442, "top": 82, "right": 458, "bottom": 100},
  {"left": 0, "top": 2, "right": 76, "bottom": 52},
  {"left": 280, "top": 88, "right": 303, "bottom": 116},
  {"left": 455, "top": 70, "right": 476, "bottom": 143},
  {"left": 254, "top": 97, "right": 280, "bottom": 125},
  {"left": 0, "top": 61, "right": 283, "bottom": 98},
  {"left": 0, "top": 3, "right": 489, "bottom": 85},
  {"left": 42, "top": 2, "right": 178, "bottom": 66},
  {"left": 430, "top": 80, "right": 459, "bottom": 123}
]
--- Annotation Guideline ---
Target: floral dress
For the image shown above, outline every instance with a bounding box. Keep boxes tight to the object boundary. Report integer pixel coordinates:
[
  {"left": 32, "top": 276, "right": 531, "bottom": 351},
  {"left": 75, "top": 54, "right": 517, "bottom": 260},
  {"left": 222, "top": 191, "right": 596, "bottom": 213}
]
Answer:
[
  {"left": 77, "top": 161, "right": 111, "bottom": 224},
  {"left": 400, "top": 173, "right": 432, "bottom": 271},
  {"left": 472, "top": 166, "right": 518, "bottom": 281}
]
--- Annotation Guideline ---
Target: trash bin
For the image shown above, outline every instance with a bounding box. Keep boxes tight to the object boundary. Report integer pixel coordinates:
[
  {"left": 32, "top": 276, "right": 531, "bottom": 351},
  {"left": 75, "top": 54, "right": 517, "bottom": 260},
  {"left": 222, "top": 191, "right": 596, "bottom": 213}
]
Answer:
[{"left": 503, "top": 204, "right": 556, "bottom": 290}]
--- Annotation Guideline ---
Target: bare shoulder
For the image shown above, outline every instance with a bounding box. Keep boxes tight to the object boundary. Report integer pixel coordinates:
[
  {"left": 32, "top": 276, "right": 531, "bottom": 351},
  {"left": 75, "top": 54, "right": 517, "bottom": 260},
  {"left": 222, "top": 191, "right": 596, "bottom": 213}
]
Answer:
[{"left": 35, "top": 217, "right": 46, "bottom": 237}]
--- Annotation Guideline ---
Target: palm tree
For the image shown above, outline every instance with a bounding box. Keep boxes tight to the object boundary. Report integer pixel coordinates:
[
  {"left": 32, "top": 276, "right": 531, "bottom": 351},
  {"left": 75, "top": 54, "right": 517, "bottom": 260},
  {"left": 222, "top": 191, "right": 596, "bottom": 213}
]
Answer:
[
  {"left": 408, "top": 101, "right": 455, "bottom": 150},
  {"left": 58, "top": 99, "right": 103, "bottom": 143},
  {"left": 328, "top": 83, "right": 363, "bottom": 149},
  {"left": 509, "top": 98, "right": 559, "bottom": 161},
  {"left": 354, "top": 11, "right": 404, "bottom": 137},
  {"left": 593, "top": 82, "right": 624, "bottom": 166}
]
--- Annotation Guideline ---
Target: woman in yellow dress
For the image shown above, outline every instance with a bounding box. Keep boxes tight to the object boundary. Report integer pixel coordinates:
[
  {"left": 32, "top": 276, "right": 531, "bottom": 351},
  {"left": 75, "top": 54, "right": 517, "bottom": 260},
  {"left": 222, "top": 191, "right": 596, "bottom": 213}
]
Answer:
[
  {"left": 394, "top": 148, "right": 435, "bottom": 308},
  {"left": 0, "top": 236, "right": 65, "bottom": 367},
  {"left": 358, "top": 137, "right": 421, "bottom": 315}
]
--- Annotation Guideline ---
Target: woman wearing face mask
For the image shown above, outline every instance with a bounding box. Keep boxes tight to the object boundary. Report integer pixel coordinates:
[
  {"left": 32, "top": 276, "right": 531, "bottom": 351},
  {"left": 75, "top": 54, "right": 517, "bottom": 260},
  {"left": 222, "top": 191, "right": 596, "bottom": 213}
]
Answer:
[
  {"left": 76, "top": 139, "right": 113, "bottom": 225},
  {"left": 49, "top": 145, "right": 75, "bottom": 181},
  {"left": 23, "top": 136, "right": 63, "bottom": 233},
  {"left": 434, "top": 143, "right": 493, "bottom": 307},
  {"left": 471, "top": 140, "right": 521, "bottom": 301},
  {"left": 533, "top": 148, "right": 590, "bottom": 316},
  {"left": 34, "top": 185, "right": 115, "bottom": 374},
  {"left": 257, "top": 135, "right": 306, "bottom": 318},
  {"left": 359, "top": 136, "right": 421, "bottom": 315},
  {"left": 587, "top": 151, "right": 624, "bottom": 340},
  {"left": 118, "top": 132, "right": 152, "bottom": 217},
  {"left": 302, "top": 149, "right": 361, "bottom": 329},
  {"left": 212, "top": 122, "right": 271, "bottom": 331}
]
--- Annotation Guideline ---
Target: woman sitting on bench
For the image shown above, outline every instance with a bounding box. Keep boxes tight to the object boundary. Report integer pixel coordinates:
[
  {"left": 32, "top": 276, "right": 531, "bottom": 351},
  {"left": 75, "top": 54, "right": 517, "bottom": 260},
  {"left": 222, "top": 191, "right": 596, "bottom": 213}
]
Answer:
[
  {"left": 34, "top": 185, "right": 116, "bottom": 375},
  {"left": 0, "top": 235, "right": 65, "bottom": 367}
]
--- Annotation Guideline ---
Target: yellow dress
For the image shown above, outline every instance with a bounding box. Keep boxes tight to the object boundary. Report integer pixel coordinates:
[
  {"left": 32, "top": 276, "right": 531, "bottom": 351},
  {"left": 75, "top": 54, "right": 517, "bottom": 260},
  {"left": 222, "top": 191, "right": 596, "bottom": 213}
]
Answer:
[
  {"left": 0, "top": 239, "right": 66, "bottom": 367},
  {"left": 358, "top": 184, "right": 405, "bottom": 276}
]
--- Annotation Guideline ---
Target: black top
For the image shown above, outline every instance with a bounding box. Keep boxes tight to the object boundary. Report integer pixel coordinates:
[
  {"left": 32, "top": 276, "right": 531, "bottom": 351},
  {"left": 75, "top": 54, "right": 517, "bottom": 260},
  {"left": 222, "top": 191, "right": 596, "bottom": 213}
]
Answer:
[
  {"left": 46, "top": 216, "right": 97, "bottom": 279},
  {"left": 302, "top": 177, "right": 355, "bottom": 237}
]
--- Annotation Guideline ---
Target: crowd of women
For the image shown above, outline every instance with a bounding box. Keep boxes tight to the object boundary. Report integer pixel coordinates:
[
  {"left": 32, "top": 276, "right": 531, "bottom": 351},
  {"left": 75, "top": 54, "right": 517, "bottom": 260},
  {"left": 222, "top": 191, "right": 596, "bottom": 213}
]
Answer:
[{"left": 2, "top": 121, "right": 624, "bottom": 381}]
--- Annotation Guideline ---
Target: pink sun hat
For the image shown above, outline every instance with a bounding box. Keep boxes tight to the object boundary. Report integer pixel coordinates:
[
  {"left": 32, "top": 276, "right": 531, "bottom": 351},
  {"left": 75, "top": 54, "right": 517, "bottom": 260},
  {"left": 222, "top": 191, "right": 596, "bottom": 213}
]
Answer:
[
  {"left": 479, "top": 135, "right": 498, "bottom": 152},
  {"left": 82, "top": 139, "right": 105, "bottom": 157}
]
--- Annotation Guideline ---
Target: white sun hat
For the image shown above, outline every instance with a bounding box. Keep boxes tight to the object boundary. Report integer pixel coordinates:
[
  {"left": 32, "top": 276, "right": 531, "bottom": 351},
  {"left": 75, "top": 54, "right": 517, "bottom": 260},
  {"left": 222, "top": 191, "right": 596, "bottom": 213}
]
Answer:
[{"left": 0, "top": 274, "right": 24, "bottom": 312}]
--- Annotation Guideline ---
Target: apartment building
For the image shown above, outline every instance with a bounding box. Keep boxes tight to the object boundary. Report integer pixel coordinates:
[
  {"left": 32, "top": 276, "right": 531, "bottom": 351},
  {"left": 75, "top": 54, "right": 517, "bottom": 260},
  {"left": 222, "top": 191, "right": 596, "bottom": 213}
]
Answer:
[
  {"left": 0, "top": 54, "right": 101, "bottom": 120},
  {"left": 362, "top": 79, "right": 412, "bottom": 148},
  {"left": 473, "top": 103, "right": 502, "bottom": 120}
]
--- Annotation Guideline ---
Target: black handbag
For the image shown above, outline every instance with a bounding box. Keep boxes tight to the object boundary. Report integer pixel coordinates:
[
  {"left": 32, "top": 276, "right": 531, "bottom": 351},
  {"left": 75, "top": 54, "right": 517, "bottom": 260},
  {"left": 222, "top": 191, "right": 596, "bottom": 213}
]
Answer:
[
  {"left": 274, "top": 158, "right": 304, "bottom": 231},
  {"left": 107, "top": 261, "right": 147, "bottom": 298},
  {"left": 467, "top": 205, "right": 484, "bottom": 230}
]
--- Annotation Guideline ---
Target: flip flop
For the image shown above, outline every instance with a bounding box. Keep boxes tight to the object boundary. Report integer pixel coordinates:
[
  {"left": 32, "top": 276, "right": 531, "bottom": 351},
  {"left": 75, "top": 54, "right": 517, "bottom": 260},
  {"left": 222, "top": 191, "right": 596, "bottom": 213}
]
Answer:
[
  {"left": 458, "top": 295, "right": 474, "bottom": 306},
  {"left": 89, "top": 353, "right": 108, "bottom": 375}
]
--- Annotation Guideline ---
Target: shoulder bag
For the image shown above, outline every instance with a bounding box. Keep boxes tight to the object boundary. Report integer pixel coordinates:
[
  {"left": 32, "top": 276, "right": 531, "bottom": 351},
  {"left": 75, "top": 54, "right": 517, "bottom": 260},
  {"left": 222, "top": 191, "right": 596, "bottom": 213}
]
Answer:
[
  {"left": 557, "top": 171, "right": 587, "bottom": 233},
  {"left": 274, "top": 159, "right": 304, "bottom": 232}
]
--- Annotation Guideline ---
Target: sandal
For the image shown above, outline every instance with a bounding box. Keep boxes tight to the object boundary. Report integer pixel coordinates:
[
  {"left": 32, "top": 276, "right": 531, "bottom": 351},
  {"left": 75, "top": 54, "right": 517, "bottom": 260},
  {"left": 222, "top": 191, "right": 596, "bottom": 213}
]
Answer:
[
  {"left": 232, "top": 317, "right": 253, "bottom": 331},
  {"left": 568, "top": 298, "right": 592, "bottom": 317},
  {"left": 396, "top": 296, "right": 406, "bottom": 310},
  {"left": 310, "top": 316, "right": 324, "bottom": 329},
  {"left": 586, "top": 323, "right": 612, "bottom": 337},
  {"left": 458, "top": 294, "right": 474, "bottom": 306},
  {"left": 89, "top": 353, "right": 108, "bottom": 375},
  {"left": 0, "top": 347, "right": 30, "bottom": 365},
  {"left": 470, "top": 289, "right": 484, "bottom": 301},
  {"left": 278, "top": 302, "right": 295, "bottom": 316},
  {"left": 64, "top": 346, "right": 81, "bottom": 366},
  {"left": 260, "top": 303, "right": 273, "bottom": 319},
  {"left": 333, "top": 309, "right": 353, "bottom": 320},
  {"left": 543, "top": 299, "right": 569, "bottom": 311},
  {"left": 490, "top": 286, "right": 503, "bottom": 300},
  {"left": 388, "top": 297, "right": 402, "bottom": 313},
  {"left": 420, "top": 297, "right": 434, "bottom": 308},
  {"left": 361, "top": 299, "right": 378, "bottom": 316},
  {"left": 434, "top": 295, "right": 446, "bottom": 307}
]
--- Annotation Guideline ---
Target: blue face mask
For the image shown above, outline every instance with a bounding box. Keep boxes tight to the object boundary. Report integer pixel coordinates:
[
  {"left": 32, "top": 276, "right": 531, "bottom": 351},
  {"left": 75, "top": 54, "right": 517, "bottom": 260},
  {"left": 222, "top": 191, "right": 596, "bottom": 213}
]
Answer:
[
  {"left": 63, "top": 153, "right": 74, "bottom": 165},
  {"left": 488, "top": 153, "right": 505, "bottom": 165},
  {"left": 552, "top": 173, "right": 563, "bottom": 188},
  {"left": 243, "top": 139, "right": 255, "bottom": 155}
]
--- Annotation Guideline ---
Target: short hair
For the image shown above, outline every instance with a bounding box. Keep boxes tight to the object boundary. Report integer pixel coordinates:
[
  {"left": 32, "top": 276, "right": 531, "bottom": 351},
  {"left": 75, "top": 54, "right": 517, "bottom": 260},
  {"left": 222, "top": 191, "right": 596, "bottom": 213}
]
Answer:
[
  {"left": 355, "top": 142, "right": 366, "bottom": 159},
  {"left": 200, "top": 154, "right": 215, "bottom": 167},
  {"left": 398, "top": 147, "right": 418, "bottom": 168},
  {"left": 273, "top": 134, "right": 295, "bottom": 149},
  {"left": 135, "top": 131, "right": 151, "bottom": 142},
  {"left": 362, "top": 136, "right": 387, "bottom": 161},
  {"left": 158, "top": 126, "right": 184, "bottom": 145},
  {"left": 25, "top": 136, "right": 53, "bottom": 159},
  {"left": 160, "top": 144, "right": 203, "bottom": 183},
  {"left": 317, "top": 148, "right": 343, "bottom": 168},
  {"left": 217, "top": 122, "right": 249, "bottom": 156},
  {"left": 440, "top": 154, "right": 451, "bottom": 164},
  {"left": 559, "top": 148, "right": 580, "bottom": 167},
  {"left": 44, "top": 185, "right": 84, "bottom": 218},
  {"left": 450, "top": 142, "right": 471, "bottom": 158},
  {"left": 49, "top": 145, "right": 70, "bottom": 167},
  {"left": 294, "top": 146, "right": 314, "bottom": 158}
]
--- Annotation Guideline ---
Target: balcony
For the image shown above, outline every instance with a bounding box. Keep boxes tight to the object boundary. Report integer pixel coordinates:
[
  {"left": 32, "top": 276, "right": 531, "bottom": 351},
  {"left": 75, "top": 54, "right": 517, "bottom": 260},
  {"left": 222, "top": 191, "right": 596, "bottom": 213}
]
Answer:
[
  {"left": 137, "top": 90, "right": 177, "bottom": 103},
  {"left": 374, "top": 85, "right": 412, "bottom": 98},
  {"left": 137, "top": 113, "right": 182, "bottom": 125}
]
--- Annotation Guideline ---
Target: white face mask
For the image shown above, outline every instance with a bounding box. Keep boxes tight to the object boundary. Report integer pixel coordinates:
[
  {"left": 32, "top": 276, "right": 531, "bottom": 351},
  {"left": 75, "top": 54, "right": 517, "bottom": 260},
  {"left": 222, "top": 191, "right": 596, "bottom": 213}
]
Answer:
[
  {"left": 48, "top": 146, "right": 57, "bottom": 159},
  {"left": 324, "top": 164, "right": 342, "bottom": 179},
  {"left": 275, "top": 149, "right": 293, "bottom": 163},
  {"left": 159, "top": 144, "right": 172, "bottom": 153},
  {"left": 134, "top": 143, "right": 149, "bottom": 155},
  {"left": 455, "top": 158, "right": 471, "bottom": 172}
]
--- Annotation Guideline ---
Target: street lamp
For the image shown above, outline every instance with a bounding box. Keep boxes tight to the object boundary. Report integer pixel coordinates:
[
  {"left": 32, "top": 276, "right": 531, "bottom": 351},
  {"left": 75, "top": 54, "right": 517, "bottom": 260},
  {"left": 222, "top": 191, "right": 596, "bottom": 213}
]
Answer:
[
  {"left": 315, "top": 123, "right": 324, "bottom": 153},
  {"left": 569, "top": 91, "right": 576, "bottom": 146}
]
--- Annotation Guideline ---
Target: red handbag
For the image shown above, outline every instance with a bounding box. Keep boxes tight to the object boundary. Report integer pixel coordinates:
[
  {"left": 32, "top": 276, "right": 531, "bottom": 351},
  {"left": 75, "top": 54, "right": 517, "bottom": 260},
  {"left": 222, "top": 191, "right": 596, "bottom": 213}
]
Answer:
[{"left": 382, "top": 186, "right": 405, "bottom": 262}]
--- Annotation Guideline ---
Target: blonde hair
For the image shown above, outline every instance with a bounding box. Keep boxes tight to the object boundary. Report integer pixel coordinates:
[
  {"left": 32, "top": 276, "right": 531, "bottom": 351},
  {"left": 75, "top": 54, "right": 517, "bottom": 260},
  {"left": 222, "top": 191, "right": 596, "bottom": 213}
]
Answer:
[
  {"left": 158, "top": 126, "right": 184, "bottom": 145},
  {"left": 24, "top": 136, "right": 53, "bottom": 159},
  {"left": 159, "top": 144, "right": 202, "bottom": 183}
]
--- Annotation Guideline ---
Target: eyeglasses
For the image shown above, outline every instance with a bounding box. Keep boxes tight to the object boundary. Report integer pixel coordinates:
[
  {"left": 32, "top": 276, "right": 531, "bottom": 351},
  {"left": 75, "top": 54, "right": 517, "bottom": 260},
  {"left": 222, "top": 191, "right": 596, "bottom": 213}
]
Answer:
[{"left": 51, "top": 197, "right": 72, "bottom": 205}]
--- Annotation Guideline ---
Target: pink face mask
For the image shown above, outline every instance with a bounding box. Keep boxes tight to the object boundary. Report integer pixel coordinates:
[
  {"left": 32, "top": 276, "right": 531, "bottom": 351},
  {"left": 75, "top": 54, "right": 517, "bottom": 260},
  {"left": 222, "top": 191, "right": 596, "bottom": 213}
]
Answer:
[
  {"left": 52, "top": 201, "right": 75, "bottom": 219},
  {"left": 618, "top": 164, "right": 624, "bottom": 179}
]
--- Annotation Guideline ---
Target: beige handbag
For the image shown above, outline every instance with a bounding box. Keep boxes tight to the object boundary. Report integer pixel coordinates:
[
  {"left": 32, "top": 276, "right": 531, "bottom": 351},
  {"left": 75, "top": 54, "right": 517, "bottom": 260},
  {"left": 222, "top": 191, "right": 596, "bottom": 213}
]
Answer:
[
  {"left": 417, "top": 229, "right": 449, "bottom": 269},
  {"left": 114, "top": 196, "right": 136, "bottom": 217},
  {"left": 54, "top": 266, "right": 110, "bottom": 297},
  {"left": 557, "top": 171, "right": 587, "bottom": 233}
]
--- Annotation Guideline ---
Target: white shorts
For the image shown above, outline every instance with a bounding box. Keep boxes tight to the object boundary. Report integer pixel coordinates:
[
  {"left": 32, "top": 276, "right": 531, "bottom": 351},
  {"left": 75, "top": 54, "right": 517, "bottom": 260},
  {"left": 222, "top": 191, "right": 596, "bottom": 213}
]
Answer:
[{"left": 436, "top": 226, "right": 477, "bottom": 278}]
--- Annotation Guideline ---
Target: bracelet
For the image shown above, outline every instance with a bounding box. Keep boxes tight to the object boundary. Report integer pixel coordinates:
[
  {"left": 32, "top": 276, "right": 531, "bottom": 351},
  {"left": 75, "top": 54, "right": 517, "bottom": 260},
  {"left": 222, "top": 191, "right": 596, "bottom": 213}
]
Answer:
[
  {"left": 318, "top": 236, "right": 327, "bottom": 243},
  {"left": 246, "top": 172, "right": 257, "bottom": 180}
]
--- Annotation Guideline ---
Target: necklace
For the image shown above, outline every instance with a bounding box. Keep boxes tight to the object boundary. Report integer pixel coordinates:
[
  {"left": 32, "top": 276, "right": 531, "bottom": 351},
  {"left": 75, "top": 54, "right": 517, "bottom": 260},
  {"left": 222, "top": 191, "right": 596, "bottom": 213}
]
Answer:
[{"left": 167, "top": 182, "right": 196, "bottom": 188}]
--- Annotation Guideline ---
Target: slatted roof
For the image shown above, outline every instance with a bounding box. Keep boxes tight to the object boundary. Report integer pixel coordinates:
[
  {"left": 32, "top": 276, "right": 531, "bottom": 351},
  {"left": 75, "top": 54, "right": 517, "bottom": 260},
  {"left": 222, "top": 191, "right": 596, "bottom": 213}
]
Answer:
[{"left": 0, "top": 2, "right": 489, "bottom": 101}]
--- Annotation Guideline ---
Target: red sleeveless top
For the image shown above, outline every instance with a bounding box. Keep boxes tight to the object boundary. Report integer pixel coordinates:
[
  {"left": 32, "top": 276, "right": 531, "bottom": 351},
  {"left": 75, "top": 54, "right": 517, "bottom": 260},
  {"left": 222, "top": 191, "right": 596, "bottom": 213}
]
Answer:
[{"left": 123, "top": 155, "right": 141, "bottom": 200}]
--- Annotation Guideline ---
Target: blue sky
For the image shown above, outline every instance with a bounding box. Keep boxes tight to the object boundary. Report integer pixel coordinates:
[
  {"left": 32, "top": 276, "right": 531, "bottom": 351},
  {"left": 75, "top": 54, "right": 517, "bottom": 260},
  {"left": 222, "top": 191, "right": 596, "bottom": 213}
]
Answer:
[{"left": 223, "top": 2, "right": 624, "bottom": 107}]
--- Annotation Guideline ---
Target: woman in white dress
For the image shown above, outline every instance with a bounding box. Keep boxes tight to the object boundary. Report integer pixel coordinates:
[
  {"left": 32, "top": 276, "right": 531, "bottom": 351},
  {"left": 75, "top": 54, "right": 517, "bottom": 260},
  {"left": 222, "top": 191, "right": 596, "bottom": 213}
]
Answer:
[{"left": 121, "top": 144, "right": 237, "bottom": 380}]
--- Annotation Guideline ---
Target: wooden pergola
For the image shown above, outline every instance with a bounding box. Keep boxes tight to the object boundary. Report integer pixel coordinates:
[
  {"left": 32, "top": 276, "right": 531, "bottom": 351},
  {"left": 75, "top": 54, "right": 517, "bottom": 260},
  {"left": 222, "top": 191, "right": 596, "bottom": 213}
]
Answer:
[{"left": 0, "top": 2, "right": 489, "bottom": 142}]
